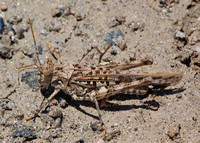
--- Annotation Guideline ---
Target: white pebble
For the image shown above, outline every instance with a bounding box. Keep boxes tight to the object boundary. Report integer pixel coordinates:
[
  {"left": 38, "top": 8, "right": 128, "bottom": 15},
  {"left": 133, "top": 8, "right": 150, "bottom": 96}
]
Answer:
[{"left": 195, "top": 46, "right": 200, "bottom": 53}]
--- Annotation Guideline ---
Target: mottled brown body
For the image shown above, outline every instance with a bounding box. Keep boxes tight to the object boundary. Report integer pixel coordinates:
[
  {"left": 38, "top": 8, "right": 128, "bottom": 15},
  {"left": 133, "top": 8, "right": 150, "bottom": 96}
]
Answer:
[
  {"left": 26, "top": 18, "right": 182, "bottom": 135},
  {"left": 47, "top": 59, "right": 182, "bottom": 100}
]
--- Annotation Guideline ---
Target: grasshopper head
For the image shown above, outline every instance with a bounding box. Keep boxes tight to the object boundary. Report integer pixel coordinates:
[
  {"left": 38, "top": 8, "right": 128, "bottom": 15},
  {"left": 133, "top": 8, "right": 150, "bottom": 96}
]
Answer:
[
  {"left": 28, "top": 18, "right": 55, "bottom": 89},
  {"left": 37, "top": 58, "right": 54, "bottom": 89}
]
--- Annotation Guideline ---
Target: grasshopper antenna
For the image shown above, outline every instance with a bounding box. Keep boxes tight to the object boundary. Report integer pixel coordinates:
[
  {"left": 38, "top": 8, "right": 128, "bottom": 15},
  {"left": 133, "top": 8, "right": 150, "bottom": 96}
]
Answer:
[{"left": 28, "top": 18, "right": 41, "bottom": 67}]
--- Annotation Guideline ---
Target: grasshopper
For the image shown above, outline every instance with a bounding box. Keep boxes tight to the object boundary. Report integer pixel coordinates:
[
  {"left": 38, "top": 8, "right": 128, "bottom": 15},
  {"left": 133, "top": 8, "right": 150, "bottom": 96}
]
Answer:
[{"left": 25, "top": 18, "right": 182, "bottom": 134}]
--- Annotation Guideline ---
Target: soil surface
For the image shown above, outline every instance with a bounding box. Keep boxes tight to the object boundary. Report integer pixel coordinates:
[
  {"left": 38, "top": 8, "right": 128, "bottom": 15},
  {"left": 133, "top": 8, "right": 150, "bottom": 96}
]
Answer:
[{"left": 0, "top": 0, "right": 200, "bottom": 142}]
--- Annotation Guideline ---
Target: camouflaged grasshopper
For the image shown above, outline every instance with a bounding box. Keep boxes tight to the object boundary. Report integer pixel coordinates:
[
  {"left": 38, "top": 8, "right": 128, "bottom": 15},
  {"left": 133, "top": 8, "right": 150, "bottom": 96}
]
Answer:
[{"left": 26, "top": 18, "right": 182, "bottom": 134}]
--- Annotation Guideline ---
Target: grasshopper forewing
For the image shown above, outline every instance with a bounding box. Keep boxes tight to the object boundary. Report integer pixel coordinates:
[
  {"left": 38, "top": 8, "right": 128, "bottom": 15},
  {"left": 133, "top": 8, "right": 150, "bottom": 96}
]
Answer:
[{"left": 25, "top": 18, "right": 182, "bottom": 135}]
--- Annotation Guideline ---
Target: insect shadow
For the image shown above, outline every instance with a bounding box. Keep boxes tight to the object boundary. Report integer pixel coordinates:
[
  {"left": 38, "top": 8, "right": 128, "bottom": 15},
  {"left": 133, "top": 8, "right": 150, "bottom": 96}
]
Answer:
[{"left": 40, "top": 86, "right": 184, "bottom": 120}]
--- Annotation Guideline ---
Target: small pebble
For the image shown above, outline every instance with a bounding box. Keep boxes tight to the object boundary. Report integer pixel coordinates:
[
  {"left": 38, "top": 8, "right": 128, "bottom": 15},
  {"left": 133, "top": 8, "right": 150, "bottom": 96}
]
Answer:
[
  {"left": 16, "top": 27, "right": 24, "bottom": 39},
  {"left": 59, "top": 98, "right": 67, "bottom": 108},
  {"left": 116, "top": 15, "right": 126, "bottom": 23},
  {"left": 59, "top": 5, "right": 65, "bottom": 14},
  {"left": 7, "top": 15, "right": 22, "bottom": 24},
  {"left": 36, "top": 126, "right": 41, "bottom": 132},
  {"left": 1, "top": 35, "right": 11, "bottom": 45},
  {"left": 40, "top": 29, "right": 48, "bottom": 36},
  {"left": 118, "top": 40, "right": 127, "bottom": 50},
  {"left": 174, "top": 0, "right": 179, "bottom": 3},
  {"left": 175, "top": 30, "right": 186, "bottom": 40},
  {"left": 167, "top": 130, "right": 177, "bottom": 140},
  {"left": 52, "top": 118, "right": 62, "bottom": 129},
  {"left": 55, "top": 41, "right": 64, "bottom": 47},
  {"left": 23, "top": 44, "right": 43, "bottom": 58},
  {"left": 162, "top": 9, "right": 167, "bottom": 13},
  {"left": 15, "top": 111, "right": 24, "bottom": 120},
  {"left": 131, "top": 21, "right": 145, "bottom": 31},
  {"left": 4, "top": 21, "right": 14, "bottom": 31},
  {"left": 74, "top": 28, "right": 83, "bottom": 36},
  {"left": 111, "top": 123, "right": 118, "bottom": 128},
  {"left": 37, "top": 45, "right": 43, "bottom": 55},
  {"left": 43, "top": 131, "right": 51, "bottom": 140},
  {"left": 0, "top": 99, "right": 14, "bottom": 110},
  {"left": 75, "top": 139, "right": 84, "bottom": 143},
  {"left": 51, "top": 8, "right": 62, "bottom": 17},
  {"left": 102, "top": 56, "right": 112, "bottom": 62},
  {"left": 197, "top": 17, "right": 200, "bottom": 22},
  {"left": 167, "top": 9, "right": 172, "bottom": 13},
  {"left": 110, "top": 49, "right": 117, "bottom": 55},
  {"left": 46, "top": 125, "right": 51, "bottom": 130},
  {"left": 0, "top": 4, "right": 7, "bottom": 11},
  {"left": 70, "top": 119, "right": 80, "bottom": 130},
  {"left": 167, "top": 124, "right": 181, "bottom": 140},
  {"left": 90, "top": 120, "right": 103, "bottom": 131},
  {"left": 109, "top": 15, "right": 125, "bottom": 27},
  {"left": 8, "top": 30, "right": 14, "bottom": 37},
  {"left": 189, "top": 31, "right": 200, "bottom": 45},
  {"left": 11, "top": 35, "right": 15, "bottom": 43},
  {"left": 49, "top": 107, "right": 63, "bottom": 118},
  {"left": 97, "top": 138, "right": 104, "bottom": 143},
  {"left": 75, "top": 13, "right": 83, "bottom": 21},
  {"left": 0, "top": 45, "right": 13, "bottom": 59},
  {"left": 63, "top": 7, "right": 71, "bottom": 17},
  {"left": 22, "top": 23, "right": 29, "bottom": 32},
  {"left": 51, "top": 132, "right": 58, "bottom": 138},
  {"left": 194, "top": 55, "right": 200, "bottom": 67},
  {"left": 109, "top": 16, "right": 119, "bottom": 27},
  {"left": 53, "top": 139, "right": 62, "bottom": 143},
  {"left": 0, "top": 133, "right": 4, "bottom": 139},
  {"left": 51, "top": 22, "right": 62, "bottom": 32},
  {"left": 13, "top": 137, "right": 26, "bottom": 143},
  {"left": 176, "top": 94, "right": 182, "bottom": 99},
  {"left": 126, "top": 118, "right": 131, "bottom": 123},
  {"left": 158, "top": 3, "right": 164, "bottom": 8},
  {"left": 104, "top": 130, "right": 121, "bottom": 141},
  {"left": 75, "top": 8, "right": 85, "bottom": 21}
]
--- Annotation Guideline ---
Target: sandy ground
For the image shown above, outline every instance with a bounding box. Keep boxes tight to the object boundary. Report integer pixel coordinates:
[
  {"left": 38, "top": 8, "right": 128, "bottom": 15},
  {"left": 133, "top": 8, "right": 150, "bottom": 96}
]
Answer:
[{"left": 0, "top": 0, "right": 200, "bottom": 142}]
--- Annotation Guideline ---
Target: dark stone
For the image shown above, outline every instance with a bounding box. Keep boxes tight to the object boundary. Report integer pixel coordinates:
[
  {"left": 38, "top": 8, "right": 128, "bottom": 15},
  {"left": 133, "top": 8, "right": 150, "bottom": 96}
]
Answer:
[
  {"left": 21, "top": 71, "right": 39, "bottom": 91},
  {"left": 12, "top": 124, "right": 36, "bottom": 140},
  {"left": 104, "top": 29, "right": 124, "bottom": 47},
  {"left": 0, "top": 17, "right": 4, "bottom": 34}
]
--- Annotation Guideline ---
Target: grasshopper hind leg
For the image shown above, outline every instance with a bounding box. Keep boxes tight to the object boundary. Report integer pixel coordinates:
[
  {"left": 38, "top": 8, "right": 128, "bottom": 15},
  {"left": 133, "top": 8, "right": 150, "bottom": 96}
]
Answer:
[
  {"left": 72, "top": 94, "right": 107, "bottom": 136},
  {"left": 92, "top": 97, "right": 107, "bottom": 136}
]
